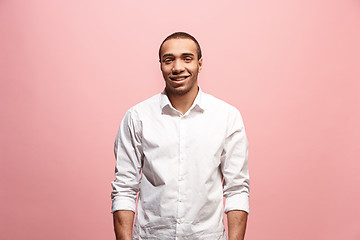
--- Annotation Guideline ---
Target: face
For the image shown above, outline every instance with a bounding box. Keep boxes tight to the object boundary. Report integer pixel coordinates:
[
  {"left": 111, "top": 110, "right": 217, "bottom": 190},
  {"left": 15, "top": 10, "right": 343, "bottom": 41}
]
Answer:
[{"left": 160, "top": 38, "right": 203, "bottom": 96}]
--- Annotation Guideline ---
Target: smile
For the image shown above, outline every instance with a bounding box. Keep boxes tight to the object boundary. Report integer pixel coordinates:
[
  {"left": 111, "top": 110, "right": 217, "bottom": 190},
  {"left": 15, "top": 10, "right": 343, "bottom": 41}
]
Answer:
[{"left": 170, "top": 75, "right": 190, "bottom": 81}]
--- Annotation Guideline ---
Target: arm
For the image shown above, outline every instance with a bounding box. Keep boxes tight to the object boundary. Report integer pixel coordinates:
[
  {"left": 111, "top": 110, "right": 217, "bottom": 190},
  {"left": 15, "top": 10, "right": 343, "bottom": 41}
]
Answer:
[
  {"left": 113, "top": 210, "right": 135, "bottom": 240},
  {"left": 227, "top": 210, "right": 248, "bottom": 240},
  {"left": 111, "top": 110, "right": 143, "bottom": 238},
  {"left": 221, "top": 109, "right": 250, "bottom": 237}
]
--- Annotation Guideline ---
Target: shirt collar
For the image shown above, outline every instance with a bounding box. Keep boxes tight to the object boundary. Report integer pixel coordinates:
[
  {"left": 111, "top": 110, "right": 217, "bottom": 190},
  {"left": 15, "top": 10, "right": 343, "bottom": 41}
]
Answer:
[{"left": 160, "top": 87, "right": 205, "bottom": 115}]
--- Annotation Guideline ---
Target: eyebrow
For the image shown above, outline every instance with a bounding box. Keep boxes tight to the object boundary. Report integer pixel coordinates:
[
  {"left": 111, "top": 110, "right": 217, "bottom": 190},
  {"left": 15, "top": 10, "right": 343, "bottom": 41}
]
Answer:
[
  {"left": 162, "top": 53, "right": 195, "bottom": 58},
  {"left": 181, "top": 53, "right": 195, "bottom": 57}
]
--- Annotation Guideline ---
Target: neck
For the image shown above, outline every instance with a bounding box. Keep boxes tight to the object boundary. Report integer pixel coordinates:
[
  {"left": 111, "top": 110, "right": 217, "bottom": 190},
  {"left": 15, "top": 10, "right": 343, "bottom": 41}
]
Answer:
[{"left": 166, "top": 86, "right": 199, "bottom": 115}]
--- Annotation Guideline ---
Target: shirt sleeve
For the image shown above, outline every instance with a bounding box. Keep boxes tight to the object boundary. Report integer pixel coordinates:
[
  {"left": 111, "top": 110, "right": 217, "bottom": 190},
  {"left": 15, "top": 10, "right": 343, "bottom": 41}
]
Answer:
[
  {"left": 221, "top": 108, "right": 250, "bottom": 214},
  {"left": 111, "top": 110, "right": 143, "bottom": 214}
]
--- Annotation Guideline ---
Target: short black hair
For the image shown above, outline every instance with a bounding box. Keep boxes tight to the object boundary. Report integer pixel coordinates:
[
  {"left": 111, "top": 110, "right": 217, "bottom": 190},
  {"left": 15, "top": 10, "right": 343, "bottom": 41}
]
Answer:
[{"left": 159, "top": 32, "right": 202, "bottom": 62}]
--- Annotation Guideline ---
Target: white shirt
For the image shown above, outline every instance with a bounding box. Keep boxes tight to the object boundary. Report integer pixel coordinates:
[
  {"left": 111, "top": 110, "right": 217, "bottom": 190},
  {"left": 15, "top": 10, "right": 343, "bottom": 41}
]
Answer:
[{"left": 111, "top": 88, "right": 249, "bottom": 240}]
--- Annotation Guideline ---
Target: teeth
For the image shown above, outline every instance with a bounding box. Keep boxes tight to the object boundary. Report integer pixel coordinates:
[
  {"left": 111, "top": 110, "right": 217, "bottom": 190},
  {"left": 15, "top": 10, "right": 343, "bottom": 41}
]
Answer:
[{"left": 172, "top": 76, "right": 187, "bottom": 80}]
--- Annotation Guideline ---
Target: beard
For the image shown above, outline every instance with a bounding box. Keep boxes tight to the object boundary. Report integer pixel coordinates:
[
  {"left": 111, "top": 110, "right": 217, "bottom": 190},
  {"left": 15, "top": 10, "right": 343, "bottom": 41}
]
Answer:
[
  {"left": 164, "top": 75, "right": 198, "bottom": 97},
  {"left": 165, "top": 85, "right": 193, "bottom": 96}
]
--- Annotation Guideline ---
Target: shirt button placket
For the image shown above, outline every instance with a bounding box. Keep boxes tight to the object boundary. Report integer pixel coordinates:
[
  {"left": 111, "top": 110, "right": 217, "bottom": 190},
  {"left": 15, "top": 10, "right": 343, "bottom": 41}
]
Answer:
[{"left": 177, "top": 115, "right": 185, "bottom": 235}]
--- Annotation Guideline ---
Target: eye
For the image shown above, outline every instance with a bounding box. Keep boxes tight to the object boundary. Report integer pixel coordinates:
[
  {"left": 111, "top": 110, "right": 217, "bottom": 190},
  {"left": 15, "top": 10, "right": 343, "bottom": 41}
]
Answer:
[
  {"left": 163, "top": 58, "right": 173, "bottom": 64},
  {"left": 184, "top": 57, "right": 192, "bottom": 62}
]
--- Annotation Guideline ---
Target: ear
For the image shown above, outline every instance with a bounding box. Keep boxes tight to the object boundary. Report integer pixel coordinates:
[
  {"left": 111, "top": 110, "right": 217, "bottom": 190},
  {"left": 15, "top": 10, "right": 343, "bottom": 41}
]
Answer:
[
  {"left": 160, "top": 58, "right": 163, "bottom": 71},
  {"left": 198, "top": 58, "right": 203, "bottom": 72}
]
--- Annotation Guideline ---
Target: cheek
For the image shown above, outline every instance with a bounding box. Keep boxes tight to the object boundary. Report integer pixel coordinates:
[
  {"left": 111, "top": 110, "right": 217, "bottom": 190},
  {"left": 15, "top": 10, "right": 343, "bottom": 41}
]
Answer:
[
  {"left": 160, "top": 69, "right": 168, "bottom": 77},
  {"left": 161, "top": 65, "right": 172, "bottom": 74},
  {"left": 188, "top": 65, "right": 200, "bottom": 73}
]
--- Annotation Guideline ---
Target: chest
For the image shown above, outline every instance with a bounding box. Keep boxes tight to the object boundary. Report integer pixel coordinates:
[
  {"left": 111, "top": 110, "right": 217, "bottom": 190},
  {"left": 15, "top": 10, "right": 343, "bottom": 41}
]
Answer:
[{"left": 140, "top": 112, "right": 228, "bottom": 160}]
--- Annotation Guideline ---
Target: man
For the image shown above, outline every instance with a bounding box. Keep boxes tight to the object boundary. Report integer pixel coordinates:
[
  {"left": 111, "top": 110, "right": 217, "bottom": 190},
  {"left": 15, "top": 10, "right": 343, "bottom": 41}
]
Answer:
[{"left": 111, "top": 32, "right": 250, "bottom": 240}]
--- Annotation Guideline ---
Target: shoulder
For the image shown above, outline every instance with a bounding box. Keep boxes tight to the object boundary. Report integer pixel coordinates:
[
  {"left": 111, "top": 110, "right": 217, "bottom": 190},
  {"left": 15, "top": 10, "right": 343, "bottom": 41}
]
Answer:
[
  {"left": 202, "top": 91, "right": 246, "bottom": 129},
  {"left": 202, "top": 93, "right": 247, "bottom": 140},
  {"left": 126, "top": 93, "right": 161, "bottom": 119},
  {"left": 202, "top": 91, "right": 240, "bottom": 115}
]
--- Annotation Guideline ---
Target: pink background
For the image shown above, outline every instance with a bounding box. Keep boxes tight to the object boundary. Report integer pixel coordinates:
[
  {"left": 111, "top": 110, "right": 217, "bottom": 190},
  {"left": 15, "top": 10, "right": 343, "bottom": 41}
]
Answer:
[{"left": 1, "top": 0, "right": 360, "bottom": 239}]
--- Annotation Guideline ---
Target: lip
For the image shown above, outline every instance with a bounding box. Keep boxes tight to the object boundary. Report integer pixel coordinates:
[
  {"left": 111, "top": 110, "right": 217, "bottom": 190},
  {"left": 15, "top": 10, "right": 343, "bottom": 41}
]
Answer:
[{"left": 169, "top": 75, "right": 190, "bottom": 81}]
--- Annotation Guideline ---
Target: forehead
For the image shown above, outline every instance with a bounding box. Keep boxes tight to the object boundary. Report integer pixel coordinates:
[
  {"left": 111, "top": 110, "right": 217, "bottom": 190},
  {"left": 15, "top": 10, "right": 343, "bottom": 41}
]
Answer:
[{"left": 161, "top": 38, "right": 198, "bottom": 57}]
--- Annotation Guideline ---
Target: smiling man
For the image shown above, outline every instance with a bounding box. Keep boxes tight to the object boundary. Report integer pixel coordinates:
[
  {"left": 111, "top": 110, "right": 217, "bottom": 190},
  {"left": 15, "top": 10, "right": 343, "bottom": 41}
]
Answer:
[{"left": 111, "top": 32, "right": 250, "bottom": 240}]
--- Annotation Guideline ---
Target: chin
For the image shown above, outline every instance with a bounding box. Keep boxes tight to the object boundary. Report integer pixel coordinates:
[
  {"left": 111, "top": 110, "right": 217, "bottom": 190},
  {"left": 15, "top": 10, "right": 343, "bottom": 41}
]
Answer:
[{"left": 166, "top": 86, "right": 191, "bottom": 96}]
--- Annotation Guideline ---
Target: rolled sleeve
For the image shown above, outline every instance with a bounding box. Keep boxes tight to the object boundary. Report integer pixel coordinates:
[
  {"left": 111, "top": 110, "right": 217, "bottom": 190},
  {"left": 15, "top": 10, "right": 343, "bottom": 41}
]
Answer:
[
  {"left": 221, "top": 109, "right": 250, "bottom": 214},
  {"left": 111, "top": 110, "right": 143, "bottom": 214}
]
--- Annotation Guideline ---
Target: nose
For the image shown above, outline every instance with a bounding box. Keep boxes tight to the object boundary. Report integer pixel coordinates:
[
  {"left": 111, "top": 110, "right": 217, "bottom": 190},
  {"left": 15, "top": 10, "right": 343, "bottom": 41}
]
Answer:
[{"left": 172, "top": 59, "right": 185, "bottom": 74}]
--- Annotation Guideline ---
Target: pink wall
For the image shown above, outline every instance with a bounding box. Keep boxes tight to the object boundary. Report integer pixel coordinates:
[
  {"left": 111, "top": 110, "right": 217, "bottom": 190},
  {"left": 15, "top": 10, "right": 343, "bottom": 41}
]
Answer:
[{"left": 1, "top": 0, "right": 360, "bottom": 239}]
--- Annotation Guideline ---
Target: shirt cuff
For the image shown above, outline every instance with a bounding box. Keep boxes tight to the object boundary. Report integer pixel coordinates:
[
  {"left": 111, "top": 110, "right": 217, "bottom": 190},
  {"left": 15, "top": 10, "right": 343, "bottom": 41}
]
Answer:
[
  {"left": 224, "top": 193, "right": 250, "bottom": 214},
  {"left": 111, "top": 197, "right": 136, "bottom": 214}
]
